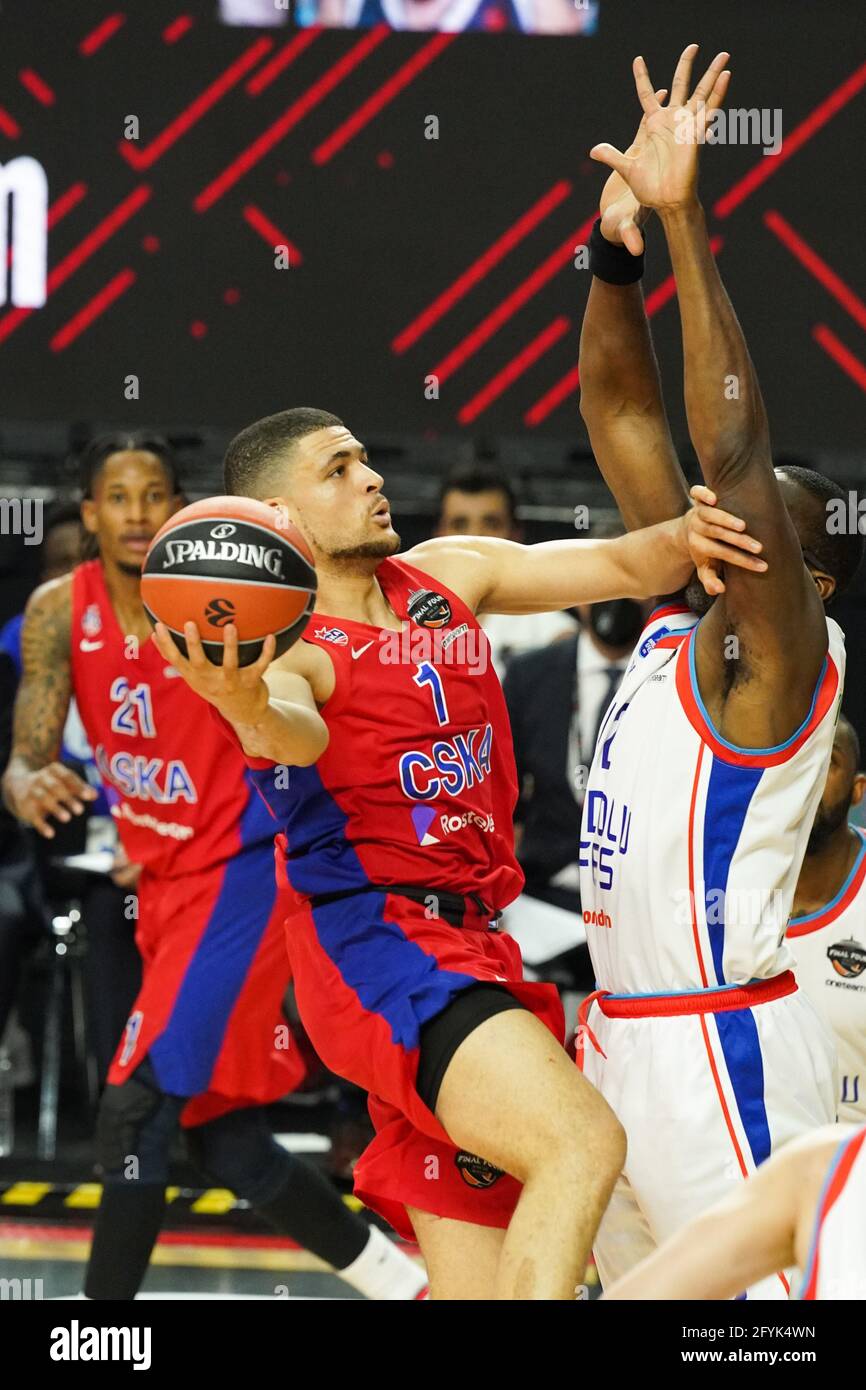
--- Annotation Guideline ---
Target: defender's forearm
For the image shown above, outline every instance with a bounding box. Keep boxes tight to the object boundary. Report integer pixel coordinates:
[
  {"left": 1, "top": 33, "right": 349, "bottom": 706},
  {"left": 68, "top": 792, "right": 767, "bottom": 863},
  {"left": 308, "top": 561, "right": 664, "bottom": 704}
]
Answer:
[
  {"left": 612, "top": 517, "right": 692, "bottom": 599},
  {"left": 580, "top": 277, "right": 689, "bottom": 530},
  {"left": 661, "top": 202, "right": 769, "bottom": 478}
]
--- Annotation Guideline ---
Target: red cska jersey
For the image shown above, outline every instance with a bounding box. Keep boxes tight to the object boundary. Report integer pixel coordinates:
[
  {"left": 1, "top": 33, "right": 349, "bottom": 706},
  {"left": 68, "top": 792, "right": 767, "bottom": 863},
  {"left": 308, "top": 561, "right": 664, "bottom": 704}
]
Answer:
[
  {"left": 70, "top": 560, "right": 276, "bottom": 877},
  {"left": 240, "top": 557, "right": 525, "bottom": 912}
]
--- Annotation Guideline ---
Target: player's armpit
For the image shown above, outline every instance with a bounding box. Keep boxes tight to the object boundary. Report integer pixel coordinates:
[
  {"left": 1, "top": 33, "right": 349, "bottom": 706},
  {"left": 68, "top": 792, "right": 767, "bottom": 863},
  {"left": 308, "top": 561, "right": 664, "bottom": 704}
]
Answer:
[{"left": 692, "top": 456, "right": 828, "bottom": 749}]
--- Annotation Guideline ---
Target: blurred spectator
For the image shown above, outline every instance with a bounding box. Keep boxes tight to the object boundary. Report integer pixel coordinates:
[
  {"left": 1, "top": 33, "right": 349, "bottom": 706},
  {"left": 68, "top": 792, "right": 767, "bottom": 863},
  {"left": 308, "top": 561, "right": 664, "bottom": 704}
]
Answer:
[
  {"left": 435, "top": 462, "right": 575, "bottom": 675},
  {"left": 296, "top": 0, "right": 599, "bottom": 33},
  {"left": 218, "top": 0, "right": 290, "bottom": 24}
]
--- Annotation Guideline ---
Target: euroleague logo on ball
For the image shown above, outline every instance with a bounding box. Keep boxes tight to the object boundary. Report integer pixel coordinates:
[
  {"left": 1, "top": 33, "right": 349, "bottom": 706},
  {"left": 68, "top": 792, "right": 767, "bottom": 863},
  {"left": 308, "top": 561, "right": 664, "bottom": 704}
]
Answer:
[
  {"left": 210, "top": 523, "right": 237, "bottom": 540},
  {"left": 205, "top": 597, "right": 236, "bottom": 628}
]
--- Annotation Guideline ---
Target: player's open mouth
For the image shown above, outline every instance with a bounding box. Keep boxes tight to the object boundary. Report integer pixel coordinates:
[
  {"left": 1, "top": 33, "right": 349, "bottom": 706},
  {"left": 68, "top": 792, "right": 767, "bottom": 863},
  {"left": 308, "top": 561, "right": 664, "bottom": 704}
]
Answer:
[
  {"left": 122, "top": 536, "right": 153, "bottom": 552},
  {"left": 372, "top": 501, "right": 391, "bottom": 525}
]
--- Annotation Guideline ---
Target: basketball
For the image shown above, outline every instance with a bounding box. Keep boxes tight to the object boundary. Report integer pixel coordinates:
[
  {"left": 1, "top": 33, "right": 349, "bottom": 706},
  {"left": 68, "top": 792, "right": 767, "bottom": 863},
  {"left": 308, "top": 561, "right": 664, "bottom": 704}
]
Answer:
[{"left": 141, "top": 496, "right": 316, "bottom": 666}]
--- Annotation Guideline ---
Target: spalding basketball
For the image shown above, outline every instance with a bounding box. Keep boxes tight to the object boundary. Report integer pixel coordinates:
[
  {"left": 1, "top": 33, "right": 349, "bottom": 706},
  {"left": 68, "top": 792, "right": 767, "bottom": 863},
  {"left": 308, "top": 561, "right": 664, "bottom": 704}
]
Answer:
[{"left": 141, "top": 496, "right": 316, "bottom": 666}]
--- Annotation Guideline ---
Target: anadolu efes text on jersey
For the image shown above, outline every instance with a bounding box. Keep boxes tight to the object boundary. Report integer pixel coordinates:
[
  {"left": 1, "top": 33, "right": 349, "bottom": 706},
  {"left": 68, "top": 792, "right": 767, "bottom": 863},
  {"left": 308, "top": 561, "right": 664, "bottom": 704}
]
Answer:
[
  {"left": 579, "top": 603, "right": 846, "bottom": 994},
  {"left": 70, "top": 560, "right": 276, "bottom": 876},
  {"left": 228, "top": 558, "right": 524, "bottom": 913}
]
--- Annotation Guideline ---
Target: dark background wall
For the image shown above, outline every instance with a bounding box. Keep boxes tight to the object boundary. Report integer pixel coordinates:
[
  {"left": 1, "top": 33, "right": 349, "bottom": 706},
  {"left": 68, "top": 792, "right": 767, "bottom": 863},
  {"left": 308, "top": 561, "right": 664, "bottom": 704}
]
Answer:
[{"left": 1, "top": 0, "right": 865, "bottom": 731}]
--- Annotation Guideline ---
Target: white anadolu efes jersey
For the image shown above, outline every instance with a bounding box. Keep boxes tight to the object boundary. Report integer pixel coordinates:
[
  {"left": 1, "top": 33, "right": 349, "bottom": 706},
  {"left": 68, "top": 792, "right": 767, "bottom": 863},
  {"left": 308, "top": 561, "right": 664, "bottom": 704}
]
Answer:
[
  {"left": 580, "top": 603, "right": 846, "bottom": 993},
  {"left": 788, "top": 830, "right": 866, "bottom": 1122},
  {"left": 801, "top": 1126, "right": 866, "bottom": 1299}
]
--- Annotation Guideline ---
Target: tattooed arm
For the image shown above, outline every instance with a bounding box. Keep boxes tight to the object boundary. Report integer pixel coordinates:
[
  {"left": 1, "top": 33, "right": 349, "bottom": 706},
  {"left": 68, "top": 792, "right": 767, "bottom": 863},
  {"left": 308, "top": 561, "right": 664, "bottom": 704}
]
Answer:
[{"left": 1, "top": 576, "right": 97, "bottom": 837}]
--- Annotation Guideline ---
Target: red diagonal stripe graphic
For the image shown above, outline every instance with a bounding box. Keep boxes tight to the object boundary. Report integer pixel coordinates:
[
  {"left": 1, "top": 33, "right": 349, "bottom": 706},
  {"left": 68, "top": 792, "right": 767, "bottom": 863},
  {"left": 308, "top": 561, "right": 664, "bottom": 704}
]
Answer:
[
  {"left": 0, "top": 184, "right": 150, "bottom": 347},
  {"left": 120, "top": 38, "right": 273, "bottom": 170},
  {"left": 0, "top": 106, "right": 20, "bottom": 139},
  {"left": 50, "top": 268, "right": 136, "bottom": 352},
  {"left": 163, "top": 15, "right": 195, "bottom": 44},
  {"left": 246, "top": 28, "right": 321, "bottom": 95},
  {"left": 431, "top": 215, "right": 594, "bottom": 384},
  {"left": 524, "top": 364, "right": 580, "bottom": 427},
  {"left": 458, "top": 315, "right": 570, "bottom": 425},
  {"left": 19, "top": 69, "right": 55, "bottom": 106},
  {"left": 524, "top": 236, "right": 723, "bottom": 427},
  {"left": 79, "top": 13, "right": 126, "bottom": 57},
  {"left": 393, "top": 180, "right": 572, "bottom": 355},
  {"left": 312, "top": 32, "right": 456, "bottom": 165},
  {"left": 764, "top": 211, "right": 866, "bottom": 334},
  {"left": 49, "top": 181, "right": 87, "bottom": 227},
  {"left": 195, "top": 27, "right": 389, "bottom": 212},
  {"left": 813, "top": 323, "right": 866, "bottom": 394},
  {"left": 714, "top": 60, "right": 866, "bottom": 219},
  {"left": 6, "top": 182, "right": 89, "bottom": 270},
  {"left": 243, "top": 204, "right": 304, "bottom": 265}
]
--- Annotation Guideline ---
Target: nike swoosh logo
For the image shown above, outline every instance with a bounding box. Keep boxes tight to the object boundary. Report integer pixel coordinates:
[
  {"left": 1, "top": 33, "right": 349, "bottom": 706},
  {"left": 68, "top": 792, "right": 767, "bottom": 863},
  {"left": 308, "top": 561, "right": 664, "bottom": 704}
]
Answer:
[
  {"left": 79, "top": 639, "right": 103, "bottom": 652},
  {"left": 163, "top": 666, "right": 181, "bottom": 678},
  {"left": 351, "top": 641, "right": 374, "bottom": 659}
]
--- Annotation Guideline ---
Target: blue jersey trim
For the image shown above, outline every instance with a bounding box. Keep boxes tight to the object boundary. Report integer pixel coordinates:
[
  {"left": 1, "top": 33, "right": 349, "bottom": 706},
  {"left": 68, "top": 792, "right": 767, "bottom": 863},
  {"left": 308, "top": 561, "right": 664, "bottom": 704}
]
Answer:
[
  {"left": 798, "top": 1130, "right": 855, "bottom": 1300},
  {"left": 788, "top": 828, "right": 866, "bottom": 927},
  {"left": 688, "top": 628, "right": 828, "bottom": 755},
  {"left": 604, "top": 978, "right": 766, "bottom": 1001}
]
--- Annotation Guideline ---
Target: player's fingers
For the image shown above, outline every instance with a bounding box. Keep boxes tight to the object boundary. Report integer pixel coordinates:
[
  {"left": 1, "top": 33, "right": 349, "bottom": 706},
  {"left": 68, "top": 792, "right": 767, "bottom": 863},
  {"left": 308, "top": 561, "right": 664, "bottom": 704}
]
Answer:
[
  {"left": 669, "top": 42, "right": 699, "bottom": 107},
  {"left": 183, "top": 622, "right": 208, "bottom": 671},
  {"left": 689, "top": 483, "right": 717, "bottom": 507},
  {"left": 26, "top": 804, "right": 56, "bottom": 838},
  {"left": 706, "top": 68, "right": 731, "bottom": 114},
  {"left": 590, "top": 143, "right": 632, "bottom": 179},
  {"left": 54, "top": 764, "right": 98, "bottom": 803},
  {"left": 247, "top": 633, "right": 276, "bottom": 682},
  {"left": 689, "top": 50, "right": 730, "bottom": 112},
  {"left": 693, "top": 500, "right": 755, "bottom": 537},
  {"left": 632, "top": 55, "right": 662, "bottom": 115},
  {"left": 698, "top": 538, "right": 768, "bottom": 572},
  {"left": 697, "top": 522, "right": 764, "bottom": 557},
  {"left": 697, "top": 562, "right": 726, "bottom": 596},
  {"left": 619, "top": 218, "right": 645, "bottom": 256},
  {"left": 221, "top": 624, "right": 240, "bottom": 677},
  {"left": 152, "top": 623, "right": 187, "bottom": 669},
  {"left": 30, "top": 775, "right": 73, "bottom": 822}
]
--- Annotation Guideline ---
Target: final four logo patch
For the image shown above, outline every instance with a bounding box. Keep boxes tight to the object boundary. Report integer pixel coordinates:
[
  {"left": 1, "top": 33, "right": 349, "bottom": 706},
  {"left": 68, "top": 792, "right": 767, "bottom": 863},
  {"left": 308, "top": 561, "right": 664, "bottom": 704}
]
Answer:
[
  {"left": 407, "top": 589, "right": 452, "bottom": 629},
  {"left": 828, "top": 938, "right": 866, "bottom": 979}
]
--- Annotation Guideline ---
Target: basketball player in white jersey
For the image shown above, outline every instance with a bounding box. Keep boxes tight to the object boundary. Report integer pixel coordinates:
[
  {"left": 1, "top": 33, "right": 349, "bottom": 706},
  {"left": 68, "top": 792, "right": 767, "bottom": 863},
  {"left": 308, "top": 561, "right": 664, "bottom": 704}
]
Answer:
[
  {"left": 603, "top": 1124, "right": 866, "bottom": 1301},
  {"left": 788, "top": 716, "right": 866, "bottom": 1123},
  {"left": 576, "top": 46, "right": 865, "bottom": 1297}
]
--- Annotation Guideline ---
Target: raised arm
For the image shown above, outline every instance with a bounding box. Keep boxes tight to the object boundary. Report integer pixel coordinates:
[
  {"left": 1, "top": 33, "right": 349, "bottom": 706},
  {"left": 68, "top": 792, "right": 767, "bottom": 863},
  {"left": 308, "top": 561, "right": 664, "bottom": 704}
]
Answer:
[
  {"left": 592, "top": 51, "right": 827, "bottom": 748},
  {"left": 2, "top": 577, "right": 97, "bottom": 837},
  {"left": 407, "top": 499, "right": 765, "bottom": 617},
  {"left": 579, "top": 47, "right": 727, "bottom": 530}
]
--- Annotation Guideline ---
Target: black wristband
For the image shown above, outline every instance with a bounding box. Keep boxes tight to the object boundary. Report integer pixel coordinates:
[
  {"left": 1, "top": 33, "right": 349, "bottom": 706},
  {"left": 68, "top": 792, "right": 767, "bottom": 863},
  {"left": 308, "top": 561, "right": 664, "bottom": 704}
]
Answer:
[{"left": 588, "top": 217, "right": 645, "bottom": 284}]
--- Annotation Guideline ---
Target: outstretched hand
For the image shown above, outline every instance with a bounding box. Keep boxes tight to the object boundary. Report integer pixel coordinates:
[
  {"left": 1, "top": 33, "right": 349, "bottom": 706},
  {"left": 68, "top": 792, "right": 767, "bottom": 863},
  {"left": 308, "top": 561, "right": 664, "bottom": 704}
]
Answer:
[
  {"left": 592, "top": 44, "right": 731, "bottom": 215},
  {"left": 684, "top": 484, "right": 767, "bottom": 596}
]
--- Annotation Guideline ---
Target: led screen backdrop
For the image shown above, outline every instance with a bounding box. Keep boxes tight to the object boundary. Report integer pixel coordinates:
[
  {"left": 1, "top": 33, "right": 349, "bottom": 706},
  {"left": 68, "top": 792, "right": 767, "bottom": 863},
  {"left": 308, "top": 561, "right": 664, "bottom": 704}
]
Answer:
[{"left": 0, "top": 0, "right": 864, "bottom": 446}]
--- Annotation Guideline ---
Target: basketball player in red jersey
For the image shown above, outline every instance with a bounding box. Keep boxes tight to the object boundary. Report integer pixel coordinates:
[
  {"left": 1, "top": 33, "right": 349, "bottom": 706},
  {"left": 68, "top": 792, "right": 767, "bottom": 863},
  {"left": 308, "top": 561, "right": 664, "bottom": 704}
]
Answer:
[
  {"left": 151, "top": 408, "right": 765, "bottom": 1299},
  {"left": 2, "top": 433, "right": 427, "bottom": 1300}
]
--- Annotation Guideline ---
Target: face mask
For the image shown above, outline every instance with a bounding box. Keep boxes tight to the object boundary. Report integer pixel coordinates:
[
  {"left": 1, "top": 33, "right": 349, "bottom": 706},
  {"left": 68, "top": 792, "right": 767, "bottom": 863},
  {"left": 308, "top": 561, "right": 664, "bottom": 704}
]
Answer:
[{"left": 588, "top": 598, "right": 644, "bottom": 650}]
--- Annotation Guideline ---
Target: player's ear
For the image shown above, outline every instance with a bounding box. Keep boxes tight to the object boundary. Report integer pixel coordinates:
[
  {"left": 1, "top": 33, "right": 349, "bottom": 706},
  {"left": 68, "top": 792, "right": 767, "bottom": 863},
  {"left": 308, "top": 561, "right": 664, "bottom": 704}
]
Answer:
[
  {"left": 851, "top": 772, "right": 866, "bottom": 808},
  {"left": 810, "top": 569, "right": 835, "bottom": 603},
  {"left": 80, "top": 498, "right": 98, "bottom": 535}
]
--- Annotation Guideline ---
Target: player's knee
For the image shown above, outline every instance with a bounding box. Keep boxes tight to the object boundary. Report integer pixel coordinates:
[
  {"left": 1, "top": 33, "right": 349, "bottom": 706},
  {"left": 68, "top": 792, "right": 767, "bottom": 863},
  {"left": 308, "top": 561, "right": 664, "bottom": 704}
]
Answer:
[
  {"left": 186, "top": 1109, "right": 288, "bottom": 1205},
  {"left": 95, "top": 1076, "right": 177, "bottom": 1184}
]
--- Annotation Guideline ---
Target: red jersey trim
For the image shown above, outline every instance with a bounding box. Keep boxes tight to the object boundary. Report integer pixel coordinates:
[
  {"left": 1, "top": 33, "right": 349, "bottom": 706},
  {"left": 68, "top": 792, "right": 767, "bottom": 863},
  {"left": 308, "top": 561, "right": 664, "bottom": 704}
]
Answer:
[
  {"left": 801, "top": 1127, "right": 866, "bottom": 1300},
  {"left": 675, "top": 626, "right": 840, "bottom": 768},
  {"left": 787, "top": 831, "right": 866, "bottom": 937},
  {"left": 596, "top": 970, "right": 797, "bottom": 1019}
]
